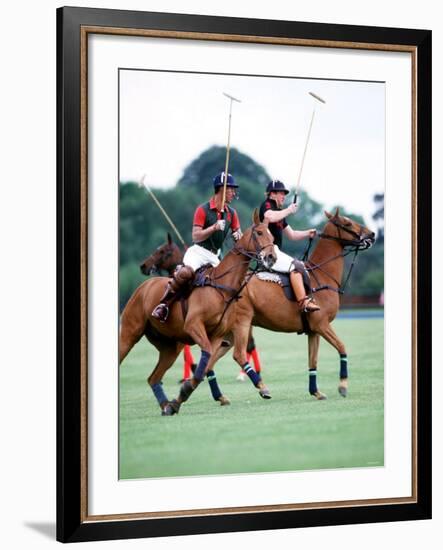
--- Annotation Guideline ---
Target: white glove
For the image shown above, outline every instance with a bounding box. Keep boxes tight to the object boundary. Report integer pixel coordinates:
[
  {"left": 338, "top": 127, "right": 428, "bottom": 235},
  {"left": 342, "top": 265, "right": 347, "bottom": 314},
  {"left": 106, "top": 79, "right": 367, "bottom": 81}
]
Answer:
[
  {"left": 232, "top": 229, "right": 243, "bottom": 241},
  {"left": 215, "top": 219, "right": 226, "bottom": 231}
]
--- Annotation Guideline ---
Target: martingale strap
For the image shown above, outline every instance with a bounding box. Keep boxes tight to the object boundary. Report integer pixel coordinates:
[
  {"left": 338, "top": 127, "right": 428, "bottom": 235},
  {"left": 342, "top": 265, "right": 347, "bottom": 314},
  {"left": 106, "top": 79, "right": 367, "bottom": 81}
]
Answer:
[{"left": 306, "top": 245, "right": 360, "bottom": 295}]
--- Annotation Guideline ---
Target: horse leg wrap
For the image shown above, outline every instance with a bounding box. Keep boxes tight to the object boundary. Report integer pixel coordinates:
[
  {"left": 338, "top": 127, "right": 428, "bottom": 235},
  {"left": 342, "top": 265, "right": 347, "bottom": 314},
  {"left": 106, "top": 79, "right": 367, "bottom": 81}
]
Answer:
[
  {"left": 206, "top": 370, "right": 222, "bottom": 401},
  {"left": 309, "top": 369, "right": 318, "bottom": 395},
  {"left": 340, "top": 354, "right": 348, "bottom": 379},
  {"left": 151, "top": 382, "right": 169, "bottom": 407},
  {"left": 194, "top": 350, "right": 211, "bottom": 382},
  {"left": 179, "top": 379, "right": 195, "bottom": 403},
  {"left": 242, "top": 362, "right": 262, "bottom": 387}
]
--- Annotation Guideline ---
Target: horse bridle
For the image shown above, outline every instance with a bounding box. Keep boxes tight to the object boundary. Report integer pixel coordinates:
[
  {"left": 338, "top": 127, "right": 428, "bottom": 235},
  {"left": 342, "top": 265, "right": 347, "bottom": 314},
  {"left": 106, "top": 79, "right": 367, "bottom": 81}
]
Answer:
[
  {"left": 307, "top": 217, "right": 374, "bottom": 295},
  {"left": 208, "top": 224, "right": 274, "bottom": 289},
  {"left": 233, "top": 223, "right": 275, "bottom": 264},
  {"left": 148, "top": 245, "right": 179, "bottom": 274},
  {"left": 203, "top": 224, "right": 275, "bottom": 332},
  {"left": 318, "top": 217, "right": 373, "bottom": 250}
]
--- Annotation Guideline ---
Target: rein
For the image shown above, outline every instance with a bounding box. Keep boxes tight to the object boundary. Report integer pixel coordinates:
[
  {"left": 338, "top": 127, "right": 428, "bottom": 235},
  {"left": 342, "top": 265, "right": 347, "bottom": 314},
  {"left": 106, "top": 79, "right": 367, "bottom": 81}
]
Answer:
[
  {"left": 306, "top": 247, "right": 359, "bottom": 295},
  {"left": 301, "top": 236, "right": 314, "bottom": 262},
  {"left": 318, "top": 218, "right": 370, "bottom": 250},
  {"left": 203, "top": 224, "right": 272, "bottom": 293},
  {"left": 200, "top": 225, "right": 273, "bottom": 331},
  {"left": 305, "top": 219, "right": 369, "bottom": 295}
]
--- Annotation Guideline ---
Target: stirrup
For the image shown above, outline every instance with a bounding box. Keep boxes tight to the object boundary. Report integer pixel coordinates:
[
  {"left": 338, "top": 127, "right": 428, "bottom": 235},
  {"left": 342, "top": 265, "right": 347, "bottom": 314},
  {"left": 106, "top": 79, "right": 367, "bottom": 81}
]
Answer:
[
  {"left": 298, "top": 296, "right": 320, "bottom": 313},
  {"left": 151, "top": 303, "right": 169, "bottom": 322}
]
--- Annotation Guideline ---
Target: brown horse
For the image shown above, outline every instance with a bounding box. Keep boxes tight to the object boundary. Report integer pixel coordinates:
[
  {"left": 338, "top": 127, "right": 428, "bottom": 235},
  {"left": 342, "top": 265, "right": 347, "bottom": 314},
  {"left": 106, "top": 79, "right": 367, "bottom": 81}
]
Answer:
[
  {"left": 226, "top": 208, "right": 375, "bottom": 399},
  {"left": 139, "top": 233, "right": 263, "bottom": 385},
  {"left": 119, "top": 212, "right": 276, "bottom": 415},
  {"left": 139, "top": 233, "right": 183, "bottom": 277},
  {"left": 139, "top": 233, "right": 225, "bottom": 401}
]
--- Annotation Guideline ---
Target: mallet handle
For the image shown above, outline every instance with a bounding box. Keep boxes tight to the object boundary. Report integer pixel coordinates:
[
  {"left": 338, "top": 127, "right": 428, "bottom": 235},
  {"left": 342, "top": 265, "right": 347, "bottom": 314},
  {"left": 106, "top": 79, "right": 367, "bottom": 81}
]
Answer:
[
  {"left": 139, "top": 176, "right": 187, "bottom": 247},
  {"left": 221, "top": 98, "right": 234, "bottom": 212},
  {"left": 295, "top": 108, "right": 316, "bottom": 201}
]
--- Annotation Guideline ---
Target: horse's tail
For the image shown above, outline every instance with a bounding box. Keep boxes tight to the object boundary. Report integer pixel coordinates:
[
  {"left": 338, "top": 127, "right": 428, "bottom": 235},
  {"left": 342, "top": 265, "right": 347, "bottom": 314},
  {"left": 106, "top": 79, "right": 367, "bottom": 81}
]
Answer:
[{"left": 119, "top": 278, "right": 168, "bottom": 364}]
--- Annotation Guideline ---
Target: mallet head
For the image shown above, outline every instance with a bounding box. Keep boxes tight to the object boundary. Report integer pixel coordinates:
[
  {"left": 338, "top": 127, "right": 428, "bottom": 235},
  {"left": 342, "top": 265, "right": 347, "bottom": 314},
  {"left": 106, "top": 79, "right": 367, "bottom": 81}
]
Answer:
[
  {"left": 223, "top": 92, "right": 242, "bottom": 103},
  {"left": 309, "top": 91, "right": 326, "bottom": 104}
]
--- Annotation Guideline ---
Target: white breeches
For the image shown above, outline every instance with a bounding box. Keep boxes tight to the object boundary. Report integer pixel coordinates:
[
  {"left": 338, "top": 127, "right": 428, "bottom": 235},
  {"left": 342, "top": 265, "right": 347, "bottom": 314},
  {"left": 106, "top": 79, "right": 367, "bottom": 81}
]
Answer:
[
  {"left": 271, "top": 245, "right": 297, "bottom": 273},
  {"left": 182, "top": 244, "right": 220, "bottom": 271}
]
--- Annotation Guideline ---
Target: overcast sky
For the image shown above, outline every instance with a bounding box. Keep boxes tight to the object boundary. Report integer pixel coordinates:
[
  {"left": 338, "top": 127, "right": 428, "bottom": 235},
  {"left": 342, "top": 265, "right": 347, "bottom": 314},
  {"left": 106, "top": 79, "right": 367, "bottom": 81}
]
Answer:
[{"left": 119, "top": 69, "right": 384, "bottom": 226}]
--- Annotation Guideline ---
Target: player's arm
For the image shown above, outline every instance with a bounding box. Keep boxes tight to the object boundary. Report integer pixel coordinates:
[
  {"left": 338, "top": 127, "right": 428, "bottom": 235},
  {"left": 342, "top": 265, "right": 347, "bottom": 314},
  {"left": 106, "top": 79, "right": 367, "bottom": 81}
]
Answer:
[
  {"left": 192, "top": 206, "right": 225, "bottom": 243},
  {"left": 283, "top": 225, "right": 317, "bottom": 241},
  {"left": 230, "top": 210, "right": 242, "bottom": 241},
  {"left": 263, "top": 202, "right": 297, "bottom": 223}
]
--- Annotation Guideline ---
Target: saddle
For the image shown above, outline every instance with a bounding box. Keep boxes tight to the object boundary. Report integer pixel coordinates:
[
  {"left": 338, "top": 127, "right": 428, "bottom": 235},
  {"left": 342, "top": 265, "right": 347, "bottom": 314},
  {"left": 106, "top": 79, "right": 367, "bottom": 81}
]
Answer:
[
  {"left": 193, "top": 264, "right": 214, "bottom": 288},
  {"left": 255, "top": 270, "right": 311, "bottom": 302},
  {"left": 254, "top": 270, "right": 312, "bottom": 335},
  {"left": 153, "top": 263, "right": 228, "bottom": 323},
  {"left": 169, "top": 264, "right": 225, "bottom": 320}
]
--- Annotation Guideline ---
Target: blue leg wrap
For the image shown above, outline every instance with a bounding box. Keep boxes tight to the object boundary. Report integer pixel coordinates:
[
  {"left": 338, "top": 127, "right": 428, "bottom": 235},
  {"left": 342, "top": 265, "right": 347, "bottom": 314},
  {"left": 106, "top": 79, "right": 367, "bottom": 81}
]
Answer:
[
  {"left": 242, "top": 362, "right": 262, "bottom": 387},
  {"left": 340, "top": 353, "right": 348, "bottom": 379},
  {"left": 309, "top": 369, "right": 318, "bottom": 395},
  {"left": 194, "top": 350, "right": 211, "bottom": 382},
  {"left": 206, "top": 370, "right": 222, "bottom": 401},
  {"left": 151, "top": 382, "right": 168, "bottom": 406}
]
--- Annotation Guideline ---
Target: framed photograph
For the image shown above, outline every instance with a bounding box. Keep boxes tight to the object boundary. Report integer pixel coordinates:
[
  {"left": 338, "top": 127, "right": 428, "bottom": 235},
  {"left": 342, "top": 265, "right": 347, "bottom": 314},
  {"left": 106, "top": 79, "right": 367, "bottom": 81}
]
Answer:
[{"left": 57, "top": 6, "right": 431, "bottom": 543}]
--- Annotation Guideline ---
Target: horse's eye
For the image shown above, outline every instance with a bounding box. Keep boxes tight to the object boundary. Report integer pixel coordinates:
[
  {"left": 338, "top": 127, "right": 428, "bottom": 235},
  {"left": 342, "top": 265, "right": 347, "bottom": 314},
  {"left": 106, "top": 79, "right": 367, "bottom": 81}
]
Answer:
[{"left": 256, "top": 230, "right": 263, "bottom": 236}]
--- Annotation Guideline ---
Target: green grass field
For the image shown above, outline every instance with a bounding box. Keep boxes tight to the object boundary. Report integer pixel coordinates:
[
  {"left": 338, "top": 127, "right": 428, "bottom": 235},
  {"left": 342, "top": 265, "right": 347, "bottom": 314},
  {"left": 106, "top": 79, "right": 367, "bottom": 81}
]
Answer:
[{"left": 119, "top": 318, "right": 384, "bottom": 480}]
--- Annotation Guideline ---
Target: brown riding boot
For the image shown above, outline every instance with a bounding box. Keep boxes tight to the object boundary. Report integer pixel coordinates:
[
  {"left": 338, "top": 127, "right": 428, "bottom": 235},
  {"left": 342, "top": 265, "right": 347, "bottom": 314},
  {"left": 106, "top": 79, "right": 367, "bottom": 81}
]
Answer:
[
  {"left": 152, "top": 265, "right": 195, "bottom": 322},
  {"left": 151, "top": 283, "right": 176, "bottom": 322},
  {"left": 290, "top": 271, "right": 320, "bottom": 313}
]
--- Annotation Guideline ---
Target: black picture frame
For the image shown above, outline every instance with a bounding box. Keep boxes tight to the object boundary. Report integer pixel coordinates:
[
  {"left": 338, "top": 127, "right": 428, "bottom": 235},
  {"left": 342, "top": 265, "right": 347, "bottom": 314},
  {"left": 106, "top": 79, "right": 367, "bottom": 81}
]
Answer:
[{"left": 57, "top": 6, "right": 432, "bottom": 543}]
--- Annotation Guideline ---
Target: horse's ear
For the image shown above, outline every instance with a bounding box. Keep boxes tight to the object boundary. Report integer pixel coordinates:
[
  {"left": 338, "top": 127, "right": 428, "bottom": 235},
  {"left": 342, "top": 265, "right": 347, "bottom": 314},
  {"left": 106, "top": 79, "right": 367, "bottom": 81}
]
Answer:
[
  {"left": 325, "top": 208, "right": 340, "bottom": 220},
  {"left": 167, "top": 232, "right": 172, "bottom": 244},
  {"left": 252, "top": 208, "right": 260, "bottom": 225}
]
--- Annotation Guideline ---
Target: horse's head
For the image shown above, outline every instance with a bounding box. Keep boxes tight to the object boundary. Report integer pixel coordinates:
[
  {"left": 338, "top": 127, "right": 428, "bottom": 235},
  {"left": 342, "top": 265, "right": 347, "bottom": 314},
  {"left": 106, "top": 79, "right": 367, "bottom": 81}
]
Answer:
[
  {"left": 323, "top": 208, "right": 376, "bottom": 250},
  {"left": 235, "top": 209, "right": 277, "bottom": 269},
  {"left": 139, "top": 233, "right": 183, "bottom": 276}
]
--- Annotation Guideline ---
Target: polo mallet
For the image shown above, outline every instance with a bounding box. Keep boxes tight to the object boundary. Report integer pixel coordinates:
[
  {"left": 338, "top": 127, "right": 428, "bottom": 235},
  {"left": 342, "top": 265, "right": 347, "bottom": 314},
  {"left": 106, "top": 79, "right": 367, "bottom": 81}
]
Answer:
[
  {"left": 137, "top": 174, "right": 186, "bottom": 247},
  {"left": 221, "top": 92, "right": 242, "bottom": 212},
  {"left": 293, "top": 91, "right": 326, "bottom": 204}
]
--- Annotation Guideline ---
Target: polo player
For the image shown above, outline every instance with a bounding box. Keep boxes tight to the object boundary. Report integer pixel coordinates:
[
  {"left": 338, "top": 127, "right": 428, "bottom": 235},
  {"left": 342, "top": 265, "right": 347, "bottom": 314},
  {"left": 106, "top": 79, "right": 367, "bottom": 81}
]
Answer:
[
  {"left": 259, "top": 179, "right": 320, "bottom": 312},
  {"left": 152, "top": 172, "right": 242, "bottom": 322}
]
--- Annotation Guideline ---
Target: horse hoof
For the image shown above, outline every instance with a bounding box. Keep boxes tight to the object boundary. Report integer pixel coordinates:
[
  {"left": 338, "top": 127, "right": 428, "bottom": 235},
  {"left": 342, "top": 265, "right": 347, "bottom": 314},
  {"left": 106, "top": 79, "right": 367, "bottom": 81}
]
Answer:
[
  {"left": 218, "top": 395, "right": 231, "bottom": 406},
  {"left": 313, "top": 391, "right": 327, "bottom": 400},
  {"left": 162, "top": 399, "right": 180, "bottom": 416},
  {"left": 338, "top": 386, "right": 348, "bottom": 397},
  {"left": 259, "top": 386, "right": 272, "bottom": 399}
]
